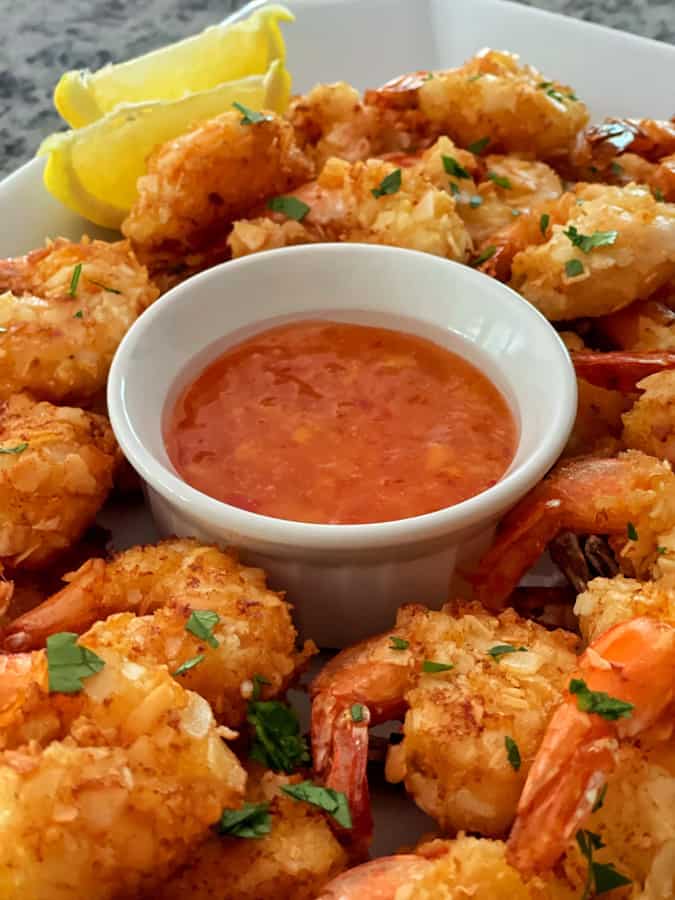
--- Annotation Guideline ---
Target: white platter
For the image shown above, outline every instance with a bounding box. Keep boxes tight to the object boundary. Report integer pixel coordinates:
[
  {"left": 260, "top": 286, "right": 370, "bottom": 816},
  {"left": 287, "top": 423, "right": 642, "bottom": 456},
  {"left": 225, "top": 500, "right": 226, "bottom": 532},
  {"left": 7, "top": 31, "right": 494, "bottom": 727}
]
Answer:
[{"left": 2, "top": 0, "right": 674, "bottom": 861}]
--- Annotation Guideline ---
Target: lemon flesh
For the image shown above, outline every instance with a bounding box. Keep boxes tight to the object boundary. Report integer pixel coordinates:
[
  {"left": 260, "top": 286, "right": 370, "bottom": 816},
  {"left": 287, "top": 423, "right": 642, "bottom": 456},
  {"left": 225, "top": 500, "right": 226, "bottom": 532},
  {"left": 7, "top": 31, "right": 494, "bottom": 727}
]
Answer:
[
  {"left": 55, "top": 4, "right": 293, "bottom": 128},
  {"left": 39, "top": 60, "right": 290, "bottom": 229}
]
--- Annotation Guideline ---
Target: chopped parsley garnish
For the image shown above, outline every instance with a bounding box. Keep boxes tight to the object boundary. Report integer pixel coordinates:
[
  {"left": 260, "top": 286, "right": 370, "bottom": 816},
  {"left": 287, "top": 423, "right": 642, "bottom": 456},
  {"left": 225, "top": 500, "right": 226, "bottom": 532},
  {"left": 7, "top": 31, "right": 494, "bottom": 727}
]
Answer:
[
  {"left": 46, "top": 632, "right": 105, "bottom": 694},
  {"left": 563, "top": 225, "right": 618, "bottom": 254},
  {"left": 539, "top": 213, "right": 550, "bottom": 235},
  {"left": 423, "top": 72, "right": 435, "bottom": 81},
  {"left": 657, "top": 545, "right": 669, "bottom": 555},
  {"left": 627, "top": 521, "right": 638, "bottom": 541},
  {"left": 471, "top": 245, "right": 496, "bottom": 267},
  {"left": 538, "top": 82, "right": 567, "bottom": 103},
  {"left": 576, "top": 829, "right": 631, "bottom": 899},
  {"left": 569, "top": 678, "right": 634, "bottom": 721},
  {"left": 422, "top": 660, "right": 454, "bottom": 673},
  {"left": 442, "top": 155, "right": 471, "bottom": 179},
  {"left": 173, "top": 654, "right": 205, "bottom": 677},
  {"left": 215, "top": 802, "right": 271, "bottom": 839},
  {"left": 469, "top": 194, "right": 483, "bottom": 208},
  {"left": 281, "top": 781, "right": 352, "bottom": 829},
  {"left": 232, "top": 101, "right": 273, "bottom": 125},
  {"left": 251, "top": 673, "right": 271, "bottom": 701},
  {"left": 351, "top": 703, "right": 365, "bottom": 723},
  {"left": 371, "top": 168, "right": 402, "bottom": 198},
  {"left": 449, "top": 181, "right": 460, "bottom": 196},
  {"left": 69, "top": 263, "right": 82, "bottom": 297},
  {"left": 467, "top": 73, "right": 483, "bottom": 82},
  {"left": 389, "top": 636, "right": 409, "bottom": 651},
  {"left": 247, "top": 700, "right": 310, "bottom": 773},
  {"left": 565, "top": 258, "right": 584, "bottom": 278},
  {"left": 487, "top": 171, "right": 512, "bottom": 190},
  {"left": 185, "top": 609, "right": 220, "bottom": 648},
  {"left": 610, "top": 161, "right": 623, "bottom": 176},
  {"left": 511, "top": 208, "right": 521, "bottom": 217},
  {"left": 88, "top": 279, "right": 122, "bottom": 294},
  {"left": 73, "top": 310, "right": 83, "bottom": 319},
  {"left": 592, "top": 783, "right": 608, "bottom": 813},
  {"left": 467, "top": 136, "right": 490, "bottom": 154},
  {"left": 267, "top": 195, "right": 310, "bottom": 221},
  {"left": 654, "top": 188, "right": 665, "bottom": 202},
  {"left": 505, "top": 735, "right": 521, "bottom": 770},
  {"left": 487, "top": 644, "right": 527, "bottom": 661},
  {"left": 0, "top": 442, "right": 28, "bottom": 455}
]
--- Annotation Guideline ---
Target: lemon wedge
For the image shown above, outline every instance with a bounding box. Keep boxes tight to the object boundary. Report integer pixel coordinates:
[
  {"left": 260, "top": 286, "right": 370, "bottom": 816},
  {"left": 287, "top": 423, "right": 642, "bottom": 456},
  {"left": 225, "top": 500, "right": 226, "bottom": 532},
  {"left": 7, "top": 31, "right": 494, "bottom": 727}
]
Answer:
[
  {"left": 54, "top": 4, "right": 293, "bottom": 128},
  {"left": 39, "top": 59, "right": 291, "bottom": 229}
]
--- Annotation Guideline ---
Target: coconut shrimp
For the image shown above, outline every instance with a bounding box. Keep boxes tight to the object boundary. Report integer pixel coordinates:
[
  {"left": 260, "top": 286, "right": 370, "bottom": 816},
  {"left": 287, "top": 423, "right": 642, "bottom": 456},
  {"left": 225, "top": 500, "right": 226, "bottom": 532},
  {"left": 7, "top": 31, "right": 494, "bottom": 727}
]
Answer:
[
  {"left": 228, "top": 154, "right": 472, "bottom": 261},
  {"left": 2, "top": 538, "right": 314, "bottom": 726},
  {"left": 122, "top": 109, "right": 313, "bottom": 274},
  {"left": 364, "top": 49, "right": 588, "bottom": 161},
  {"left": 157, "top": 766, "right": 348, "bottom": 900},
  {"left": 0, "top": 641, "right": 246, "bottom": 899},
  {"left": 311, "top": 602, "right": 577, "bottom": 850},
  {"left": 596, "top": 288, "right": 675, "bottom": 352},
  {"left": 0, "top": 393, "right": 116, "bottom": 570},
  {"left": 317, "top": 835, "right": 580, "bottom": 899},
  {"left": 472, "top": 450, "right": 675, "bottom": 610},
  {"left": 0, "top": 237, "right": 158, "bottom": 405}
]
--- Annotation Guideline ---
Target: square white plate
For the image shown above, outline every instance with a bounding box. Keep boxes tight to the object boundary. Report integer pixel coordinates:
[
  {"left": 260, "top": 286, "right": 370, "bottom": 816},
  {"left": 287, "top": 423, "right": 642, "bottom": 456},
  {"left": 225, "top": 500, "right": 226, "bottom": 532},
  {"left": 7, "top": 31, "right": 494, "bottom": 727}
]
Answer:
[{"left": 1, "top": 0, "right": 673, "bottom": 860}]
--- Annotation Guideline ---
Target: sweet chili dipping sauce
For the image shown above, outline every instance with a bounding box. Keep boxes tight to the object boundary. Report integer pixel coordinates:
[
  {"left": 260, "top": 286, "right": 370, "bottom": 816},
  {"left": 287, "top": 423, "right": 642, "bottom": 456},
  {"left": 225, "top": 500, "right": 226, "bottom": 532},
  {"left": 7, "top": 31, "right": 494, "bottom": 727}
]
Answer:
[{"left": 165, "top": 321, "right": 517, "bottom": 524}]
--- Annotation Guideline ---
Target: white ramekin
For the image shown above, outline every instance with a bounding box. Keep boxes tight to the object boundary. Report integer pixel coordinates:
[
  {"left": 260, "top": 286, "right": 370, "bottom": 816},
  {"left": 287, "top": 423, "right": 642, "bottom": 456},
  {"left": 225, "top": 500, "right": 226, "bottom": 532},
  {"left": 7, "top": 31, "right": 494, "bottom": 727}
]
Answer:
[{"left": 108, "top": 244, "right": 576, "bottom": 647}]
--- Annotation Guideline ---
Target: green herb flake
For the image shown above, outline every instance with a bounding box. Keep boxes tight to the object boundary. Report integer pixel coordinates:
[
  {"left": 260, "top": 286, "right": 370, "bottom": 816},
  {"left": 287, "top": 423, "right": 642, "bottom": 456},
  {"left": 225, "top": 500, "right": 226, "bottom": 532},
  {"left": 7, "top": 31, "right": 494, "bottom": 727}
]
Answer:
[
  {"left": 592, "top": 783, "right": 608, "bottom": 813},
  {"left": 88, "top": 279, "right": 122, "bottom": 294},
  {"left": 610, "top": 161, "right": 623, "bottom": 176},
  {"left": 423, "top": 72, "right": 435, "bottom": 81},
  {"left": 371, "top": 168, "right": 402, "bottom": 198},
  {"left": 247, "top": 700, "right": 310, "bottom": 773},
  {"left": 657, "top": 545, "right": 669, "bottom": 555},
  {"left": 654, "top": 188, "right": 665, "bottom": 202},
  {"left": 232, "top": 101, "right": 273, "bottom": 125},
  {"left": 569, "top": 678, "right": 634, "bottom": 721},
  {"left": 442, "top": 155, "right": 471, "bottom": 180},
  {"left": 185, "top": 609, "right": 220, "bottom": 648},
  {"left": 469, "top": 195, "right": 483, "bottom": 208},
  {"left": 487, "top": 644, "right": 527, "bottom": 662},
  {"left": 538, "top": 82, "right": 566, "bottom": 103},
  {"left": 46, "top": 632, "right": 105, "bottom": 694},
  {"left": 215, "top": 802, "right": 271, "bottom": 839},
  {"left": 0, "top": 442, "right": 28, "bottom": 455},
  {"left": 511, "top": 208, "right": 521, "bottom": 217},
  {"left": 565, "top": 258, "right": 584, "bottom": 278},
  {"left": 422, "top": 660, "right": 454, "bottom": 673},
  {"left": 467, "top": 73, "right": 483, "bottom": 82},
  {"left": 467, "top": 136, "right": 490, "bottom": 154},
  {"left": 563, "top": 224, "right": 618, "bottom": 254},
  {"left": 627, "top": 521, "right": 638, "bottom": 541},
  {"left": 351, "top": 703, "right": 366, "bottom": 723},
  {"left": 69, "top": 263, "right": 82, "bottom": 297},
  {"left": 471, "top": 245, "right": 497, "bottom": 267},
  {"left": 173, "top": 654, "right": 205, "bottom": 677},
  {"left": 505, "top": 735, "right": 521, "bottom": 770},
  {"left": 539, "top": 213, "right": 550, "bottom": 235},
  {"left": 567, "top": 92, "right": 579, "bottom": 101},
  {"left": 73, "top": 310, "right": 83, "bottom": 319},
  {"left": 389, "top": 636, "right": 409, "bottom": 651},
  {"left": 251, "top": 673, "right": 271, "bottom": 701},
  {"left": 267, "top": 195, "right": 310, "bottom": 221},
  {"left": 449, "top": 181, "right": 460, "bottom": 196},
  {"left": 576, "top": 829, "right": 631, "bottom": 899},
  {"left": 487, "top": 171, "right": 512, "bottom": 190},
  {"left": 281, "top": 781, "right": 352, "bottom": 829}
]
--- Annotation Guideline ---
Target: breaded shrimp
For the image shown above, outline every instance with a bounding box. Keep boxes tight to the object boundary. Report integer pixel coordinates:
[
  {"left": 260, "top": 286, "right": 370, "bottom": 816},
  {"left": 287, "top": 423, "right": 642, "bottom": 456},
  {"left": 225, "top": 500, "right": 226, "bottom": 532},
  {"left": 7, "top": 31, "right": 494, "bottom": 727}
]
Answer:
[
  {"left": 311, "top": 602, "right": 577, "bottom": 849},
  {"left": 365, "top": 49, "right": 588, "bottom": 161},
  {"left": 122, "top": 109, "right": 313, "bottom": 272},
  {"left": 596, "top": 294, "right": 675, "bottom": 352},
  {"left": 229, "top": 155, "right": 472, "bottom": 261},
  {"left": 0, "top": 642, "right": 246, "bottom": 899},
  {"left": 157, "top": 767, "right": 348, "bottom": 900},
  {"left": 0, "top": 393, "right": 116, "bottom": 570},
  {"left": 621, "top": 370, "right": 675, "bottom": 464},
  {"left": 509, "top": 184, "right": 675, "bottom": 321},
  {"left": 2, "top": 538, "right": 314, "bottom": 726},
  {"left": 0, "top": 238, "right": 158, "bottom": 405},
  {"left": 574, "top": 574, "right": 675, "bottom": 645}
]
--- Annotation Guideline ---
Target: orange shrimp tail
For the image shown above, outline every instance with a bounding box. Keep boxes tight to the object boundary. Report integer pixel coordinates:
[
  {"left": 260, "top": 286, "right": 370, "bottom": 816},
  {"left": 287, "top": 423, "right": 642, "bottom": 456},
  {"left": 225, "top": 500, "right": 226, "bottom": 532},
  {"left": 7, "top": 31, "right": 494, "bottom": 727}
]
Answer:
[
  {"left": 1, "top": 558, "right": 106, "bottom": 651},
  {"left": 325, "top": 704, "right": 373, "bottom": 856},
  {"left": 571, "top": 350, "right": 675, "bottom": 392},
  {"left": 316, "top": 854, "right": 431, "bottom": 899}
]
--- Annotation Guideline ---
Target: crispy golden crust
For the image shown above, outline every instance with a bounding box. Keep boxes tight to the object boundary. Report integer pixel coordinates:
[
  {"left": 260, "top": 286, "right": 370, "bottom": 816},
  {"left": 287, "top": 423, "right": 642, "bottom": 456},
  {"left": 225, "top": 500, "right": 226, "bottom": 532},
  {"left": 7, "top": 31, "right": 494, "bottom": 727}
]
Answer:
[
  {"left": 621, "top": 370, "right": 675, "bottom": 465},
  {"left": 0, "top": 394, "right": 116, "bottom": 570},
  {"left": 574, "top": 574, "right": 675, "bottom": 644},
  {"left": 0, "top": 238, "right": 158, "bottom": 405},
  {"left": 122, "top": 110, "right": 313, "bottom": 269}
]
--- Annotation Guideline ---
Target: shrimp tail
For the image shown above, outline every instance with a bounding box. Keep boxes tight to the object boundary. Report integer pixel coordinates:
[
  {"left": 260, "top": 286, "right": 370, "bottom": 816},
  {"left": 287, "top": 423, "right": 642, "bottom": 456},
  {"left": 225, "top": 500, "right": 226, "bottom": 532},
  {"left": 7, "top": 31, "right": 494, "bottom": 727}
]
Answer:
[{"left": 571, "top": 350, "right": 675, "bottom": 392}]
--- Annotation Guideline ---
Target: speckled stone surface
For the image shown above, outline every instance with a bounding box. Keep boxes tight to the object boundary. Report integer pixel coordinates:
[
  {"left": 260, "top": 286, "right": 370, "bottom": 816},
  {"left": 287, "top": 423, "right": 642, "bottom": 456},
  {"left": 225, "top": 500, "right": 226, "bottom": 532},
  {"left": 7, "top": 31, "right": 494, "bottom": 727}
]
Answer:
[{"left": 0, "top": 0, "right": 672, "bottom": 177}]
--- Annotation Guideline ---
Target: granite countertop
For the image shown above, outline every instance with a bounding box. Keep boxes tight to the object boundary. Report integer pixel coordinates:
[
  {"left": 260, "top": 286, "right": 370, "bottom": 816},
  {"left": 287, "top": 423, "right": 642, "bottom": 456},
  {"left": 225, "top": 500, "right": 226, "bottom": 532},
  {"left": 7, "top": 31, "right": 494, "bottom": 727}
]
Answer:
[{"left": 1, "top": 0, "right": 673, "bottom": 178}]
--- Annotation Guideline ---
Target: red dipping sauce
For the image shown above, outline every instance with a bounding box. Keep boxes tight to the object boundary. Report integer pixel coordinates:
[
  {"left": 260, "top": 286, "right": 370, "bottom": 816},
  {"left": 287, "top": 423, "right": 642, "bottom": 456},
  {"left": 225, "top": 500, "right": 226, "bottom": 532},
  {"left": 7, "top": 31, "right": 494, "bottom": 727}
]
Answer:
[{"left": 165, "top": 321, "right": 517, "bottom": 524}]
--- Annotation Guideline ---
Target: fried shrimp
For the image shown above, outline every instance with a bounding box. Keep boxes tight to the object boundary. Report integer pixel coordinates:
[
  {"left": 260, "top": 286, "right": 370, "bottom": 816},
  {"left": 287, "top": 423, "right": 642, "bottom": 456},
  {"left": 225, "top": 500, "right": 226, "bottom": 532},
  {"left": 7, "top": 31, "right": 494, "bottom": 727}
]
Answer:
[
  {"left": 157, "top": 767, "right": 348, "bottom": 900},
  {"left": 122, "top": 110, "right": 313, "bottom": 272},
  {"left": 2, "top": 538, "right": 314, "bottom": 726},
  {"left": 228, "top": 155, "right": 472, "bottom": 261},
  {"left": 365, "top": 49, "right": 588, "bottom": 160},
  {"left": 311, "top": 602, "right": 577, "bottom": 850},
  {"left": 596, "top": 294, "right": 675, "bottom": 352},
  {"left": 0, "top": 642, "right": 246, "bottom": 899},
  {"left": 0, "top": 237, "right": 158, "bottom": 405},
  {"left": 0, "top": 393, "right": 116, "bottom": 570},
  {"left": 621, "top": 370, "right": 675, "bottom": 465}
]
